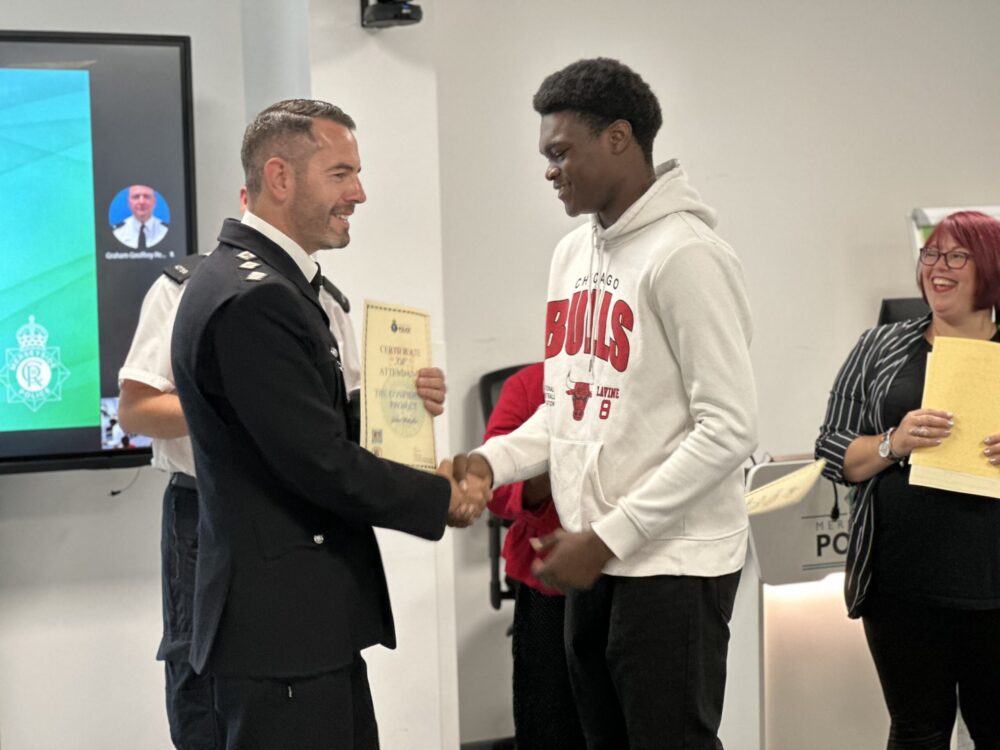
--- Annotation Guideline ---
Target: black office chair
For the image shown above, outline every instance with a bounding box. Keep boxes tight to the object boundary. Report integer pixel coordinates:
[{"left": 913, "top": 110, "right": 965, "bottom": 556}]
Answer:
[
  {"left": 878, "top": 297, "right": 930, "bottom": 325},
  {"left": 478, "top": 364, "right": 531, "bottom": 611}
]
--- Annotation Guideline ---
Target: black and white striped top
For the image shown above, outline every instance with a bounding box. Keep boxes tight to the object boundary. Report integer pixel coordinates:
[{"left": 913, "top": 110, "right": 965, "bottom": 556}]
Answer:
[{"left": 815, "top": 314, "right": 931, "bottom": 618}]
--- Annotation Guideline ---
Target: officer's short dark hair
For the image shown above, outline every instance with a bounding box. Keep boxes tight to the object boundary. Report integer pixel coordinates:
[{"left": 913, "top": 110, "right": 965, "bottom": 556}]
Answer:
[
  {"left": 533, "top": 58, "right": 662, "bottom": 164},
  {"left": 241, "top": 99, "right": 356, "bottom": 197}
]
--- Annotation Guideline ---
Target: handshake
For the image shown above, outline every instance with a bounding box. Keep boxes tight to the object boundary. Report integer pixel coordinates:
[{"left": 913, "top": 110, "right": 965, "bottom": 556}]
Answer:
[{"left": 436, "top": 453, "right": 495, "bottom": 528}]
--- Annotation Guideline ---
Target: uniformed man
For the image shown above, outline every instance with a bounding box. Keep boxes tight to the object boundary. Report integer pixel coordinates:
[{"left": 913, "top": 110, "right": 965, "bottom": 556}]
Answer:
[
  {"left": 113, "top": 184, "right": 169, "bottom": 249},
  {"left": 118, "top": 189, "right": 450, "bottom": 749},
  {"left": 171, "top": 98, "right": 485, "bottom": 749}
]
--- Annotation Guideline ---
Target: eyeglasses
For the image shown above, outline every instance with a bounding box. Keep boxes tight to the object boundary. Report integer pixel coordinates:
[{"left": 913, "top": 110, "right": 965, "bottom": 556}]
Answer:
[{"left": 919, "top": 247, "right": 971, "bottom": 270}]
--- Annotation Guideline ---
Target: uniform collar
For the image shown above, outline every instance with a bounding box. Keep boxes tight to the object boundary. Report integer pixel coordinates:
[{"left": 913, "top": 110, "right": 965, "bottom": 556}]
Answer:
[
  {"left": 241, "top": 210, "right": 319, "bottom": 285},
  {"left": 125, "top": 214, "right": 160, "bottom": 229},
  {"left": 217, "top": 218, "right": 328, "bottom": 326}
]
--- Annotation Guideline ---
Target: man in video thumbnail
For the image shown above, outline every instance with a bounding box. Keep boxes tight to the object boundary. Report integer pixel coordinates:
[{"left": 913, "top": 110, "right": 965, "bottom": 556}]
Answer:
[{"left": 113, "top": 184, "right": 169, "bottom": 249}]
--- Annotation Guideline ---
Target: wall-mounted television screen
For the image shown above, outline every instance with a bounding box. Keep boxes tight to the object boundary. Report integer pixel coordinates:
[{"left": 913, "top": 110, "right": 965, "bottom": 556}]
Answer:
[{"left": 0, "top": 31, "right": 196, "bottom": 474}]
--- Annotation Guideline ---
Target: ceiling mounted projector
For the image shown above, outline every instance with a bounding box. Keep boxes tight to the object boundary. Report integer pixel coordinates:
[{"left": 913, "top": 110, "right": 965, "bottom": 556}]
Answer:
[{"left": 361, "top": 0, "right": 423, "bottom": 28}]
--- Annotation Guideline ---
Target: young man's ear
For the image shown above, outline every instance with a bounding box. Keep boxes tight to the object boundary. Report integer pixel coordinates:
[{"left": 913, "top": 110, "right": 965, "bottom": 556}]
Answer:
[{"left": 605, "top": 119, "right": 634, "bottom": 155}]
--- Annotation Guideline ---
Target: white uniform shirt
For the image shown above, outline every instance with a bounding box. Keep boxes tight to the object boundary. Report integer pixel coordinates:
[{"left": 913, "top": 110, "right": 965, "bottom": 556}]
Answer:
[
  {"left": 114, "top": 214, "right": 169, "bottom": 249},
  {"left": 118, "top": 275, "right": 193, "bottom": 475},
  {"left": 321, "top": 289, "right": 361, "bottom": 399},
  {"left": 119, "top": 256, "right": 361, "bottom": 477}
]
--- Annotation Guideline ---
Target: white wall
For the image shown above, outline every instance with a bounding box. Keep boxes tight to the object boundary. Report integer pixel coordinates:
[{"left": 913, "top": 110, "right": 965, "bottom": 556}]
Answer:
[
  {"left": 0, "top": 468, "right": 169, "bottom": 748},
  {"left": 0, "top": 3, "right": 247, "bottom": 748},
  {"left": 307, "top": 2, "right": 461, "bottom": 747},
  {"left": 241, "top": 0, "right": 312, "bottom": 119},
  {"left": 433, "top": 0, "right": 1000, "bottom": 743}
]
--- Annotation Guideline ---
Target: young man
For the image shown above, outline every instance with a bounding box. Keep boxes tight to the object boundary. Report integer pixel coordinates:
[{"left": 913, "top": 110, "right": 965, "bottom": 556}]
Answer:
[
  {"left": 118, "top": 188, "right": 449, "bottom": 749},
  {"left": 170, "top": 100, "right": 486, "bottom": 748},
  {"left": 459, "top": 59, "right": 757, "bottom": 748}
]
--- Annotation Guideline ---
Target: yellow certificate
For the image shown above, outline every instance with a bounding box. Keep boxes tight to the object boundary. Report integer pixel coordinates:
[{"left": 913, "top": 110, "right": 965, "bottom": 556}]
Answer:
[
  {"left": 360, "top": 300, "right": 437, "bottom": 471},
  {"left": 909, "top": 337, "right": 1000, "bottom": 499}
]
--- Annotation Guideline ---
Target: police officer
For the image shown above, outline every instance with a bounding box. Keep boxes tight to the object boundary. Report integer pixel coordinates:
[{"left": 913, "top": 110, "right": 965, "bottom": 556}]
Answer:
[
  {"left": 117, "top": 191, "right": 447, "bottom": 749},
  {"left": 113, "top": 184, "right": 169, "bottom": 249}
]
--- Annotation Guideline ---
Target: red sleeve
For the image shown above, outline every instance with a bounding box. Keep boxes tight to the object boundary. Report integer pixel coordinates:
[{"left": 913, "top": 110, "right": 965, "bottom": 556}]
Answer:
[{"left": 484, "top": 363, "right": 547, "bottom": 519}]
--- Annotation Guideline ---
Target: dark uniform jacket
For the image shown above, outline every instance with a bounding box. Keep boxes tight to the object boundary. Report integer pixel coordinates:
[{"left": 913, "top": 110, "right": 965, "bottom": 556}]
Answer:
[{"left": 171, "top": 219, "right": 450, "bottom": 678}]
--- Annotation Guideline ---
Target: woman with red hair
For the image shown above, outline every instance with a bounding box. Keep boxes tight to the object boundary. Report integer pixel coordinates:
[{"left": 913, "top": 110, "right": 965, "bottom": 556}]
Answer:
[{"left": 816, "top": 211, "right": 1000, "bottom": 749}]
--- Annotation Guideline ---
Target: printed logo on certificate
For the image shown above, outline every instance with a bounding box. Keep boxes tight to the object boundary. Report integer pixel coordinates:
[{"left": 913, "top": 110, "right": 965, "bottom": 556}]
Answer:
[{"left": 361, "top": 300, "right": 436, "bottom": 471}]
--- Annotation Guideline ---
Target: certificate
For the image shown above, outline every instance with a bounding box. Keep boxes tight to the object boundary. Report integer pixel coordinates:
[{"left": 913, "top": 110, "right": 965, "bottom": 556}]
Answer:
[
  {"left": 745, "top": 458, "right": 826, "bottom": 515},
  {"left": 360, "top": 300, "right": 437, "bottom": 471},
  {"left": 909, "top": 336, "right": 1000, "bottom": 499}
]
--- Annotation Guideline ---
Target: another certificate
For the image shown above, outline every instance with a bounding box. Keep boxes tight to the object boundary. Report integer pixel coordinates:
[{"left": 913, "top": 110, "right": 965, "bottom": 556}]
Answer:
[
  {"left": 360, "top": 300, "right": 437, "bottom": 471},
  {"left": 745, "top": 458, "right": 826, "bottom": 516},
  {"left": 909, "top": 337, "right": 1000, "bottom": 499}
]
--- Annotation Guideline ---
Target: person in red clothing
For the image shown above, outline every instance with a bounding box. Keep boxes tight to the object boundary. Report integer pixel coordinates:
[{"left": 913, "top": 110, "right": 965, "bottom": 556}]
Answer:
[{"left": 484, "top": 362, "right": 585, "bottom": 749}]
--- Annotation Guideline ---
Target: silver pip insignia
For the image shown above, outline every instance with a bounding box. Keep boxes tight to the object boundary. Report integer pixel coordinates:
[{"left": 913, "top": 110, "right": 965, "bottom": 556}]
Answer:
[
  {"left": 245, "top": 271, "right": 268, "bottom": 281},
  {"left": 239, "top": 261, "right": 261, "bottom": 270},
  {"left": 236, "top": 251, "right": 256, "bottom": 260}
]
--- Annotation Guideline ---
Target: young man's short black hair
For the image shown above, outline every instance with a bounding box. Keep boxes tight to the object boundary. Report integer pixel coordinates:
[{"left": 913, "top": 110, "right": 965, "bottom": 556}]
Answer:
[{"left": 533, "top": 58, "right": 662, "bottom": 164}]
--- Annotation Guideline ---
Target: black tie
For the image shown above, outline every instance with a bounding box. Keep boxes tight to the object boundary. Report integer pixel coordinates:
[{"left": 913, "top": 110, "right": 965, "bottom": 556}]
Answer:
[
  {"left": 310, "top": 270, "right": 323, "bottom": 294},
  {"left": 137, "top": 223, "right": 147, "bottom": 250}
]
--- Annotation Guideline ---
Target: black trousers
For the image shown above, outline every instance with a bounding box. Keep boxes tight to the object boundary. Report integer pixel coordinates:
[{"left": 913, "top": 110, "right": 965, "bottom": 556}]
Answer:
[
  {"left": 564, "top": 571, "right": 741, "bottom": 750},
  {"left": 165, "top": 661, "right": 217, "bottom": 750},
  {"left": 161, "top": 477, "right": 218, "bottom": 750},
  {"left": 862, "top": 595, "right": 1000, "bottom": 750},
  {"left": 212, "top": 656, "right": 379, "bottom": 750},
  {"left": 511, "top": 584, "right": 586, "bottom": 749}
]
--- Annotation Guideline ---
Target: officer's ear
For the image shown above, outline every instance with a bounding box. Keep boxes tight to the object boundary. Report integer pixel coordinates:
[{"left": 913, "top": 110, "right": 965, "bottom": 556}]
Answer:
[{"left": 262, "top": 157, "right": 293, "bottom": 202}]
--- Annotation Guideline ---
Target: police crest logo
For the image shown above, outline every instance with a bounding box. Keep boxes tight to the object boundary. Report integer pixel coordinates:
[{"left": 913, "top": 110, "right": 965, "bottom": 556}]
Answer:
[{"left": 1, "top": 315, "right": 71, "bottom": 412}]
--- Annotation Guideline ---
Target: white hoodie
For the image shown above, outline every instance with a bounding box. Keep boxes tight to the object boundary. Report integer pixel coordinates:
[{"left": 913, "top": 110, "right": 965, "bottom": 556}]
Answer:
[{"left": 475, "top": 161, "right": 757, "bottom": 577}]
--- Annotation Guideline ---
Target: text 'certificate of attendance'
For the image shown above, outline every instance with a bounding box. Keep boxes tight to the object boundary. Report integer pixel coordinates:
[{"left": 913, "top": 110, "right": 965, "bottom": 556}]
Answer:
[
  {"left": 360, "top": 300, "right": 436, "bottom": 471},
  {"left": 909, "top": 336, "right": 1000, "bottom": 499}
]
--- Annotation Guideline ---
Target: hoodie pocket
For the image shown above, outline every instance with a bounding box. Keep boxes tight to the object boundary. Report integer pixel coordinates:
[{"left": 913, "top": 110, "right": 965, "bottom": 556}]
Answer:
[{"left": 549, "top": 438, "right": 613, "bottom": 531}]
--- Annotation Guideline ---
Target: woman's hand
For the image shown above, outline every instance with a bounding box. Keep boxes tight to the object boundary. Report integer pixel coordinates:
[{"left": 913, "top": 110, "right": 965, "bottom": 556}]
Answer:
[
  {"left": 984, "top": 432, "right": 1000, "bottom": 467},
  {"left": 891, "top": 409, "right": 953, "bottom": 457}
]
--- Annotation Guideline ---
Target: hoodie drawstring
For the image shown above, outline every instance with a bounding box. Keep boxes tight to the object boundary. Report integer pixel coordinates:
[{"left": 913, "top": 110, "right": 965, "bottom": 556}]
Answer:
[{"left": 585, "top": 224, "right": 608, "bottom": 377}]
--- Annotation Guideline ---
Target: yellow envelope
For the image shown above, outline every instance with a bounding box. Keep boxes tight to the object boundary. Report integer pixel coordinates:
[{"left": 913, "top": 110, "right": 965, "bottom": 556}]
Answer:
[{"left": 909, "top": 336, "right": 1000, "bottom": 499}]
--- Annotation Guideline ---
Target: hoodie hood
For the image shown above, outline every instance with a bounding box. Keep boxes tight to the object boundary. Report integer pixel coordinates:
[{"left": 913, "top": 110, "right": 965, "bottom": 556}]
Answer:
[{"left": 593, "top": 160, "right": 718, "bottom": 244}]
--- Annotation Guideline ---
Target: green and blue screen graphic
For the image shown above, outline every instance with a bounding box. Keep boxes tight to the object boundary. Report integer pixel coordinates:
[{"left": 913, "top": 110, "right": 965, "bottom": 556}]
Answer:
[{"left": 0, "top": 68, "right": 100, "bottom": 433}]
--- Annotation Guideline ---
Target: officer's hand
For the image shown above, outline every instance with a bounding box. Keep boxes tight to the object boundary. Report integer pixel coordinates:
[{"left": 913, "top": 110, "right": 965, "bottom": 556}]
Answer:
[{"left": 416, "top": 368, "right": 446, "bottom": 417}]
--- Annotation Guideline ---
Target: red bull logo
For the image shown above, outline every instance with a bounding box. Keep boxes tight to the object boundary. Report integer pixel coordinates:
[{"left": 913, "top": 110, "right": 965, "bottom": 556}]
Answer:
[{"left": 566, "top": 376, "right": 593, "bottom": 421}]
